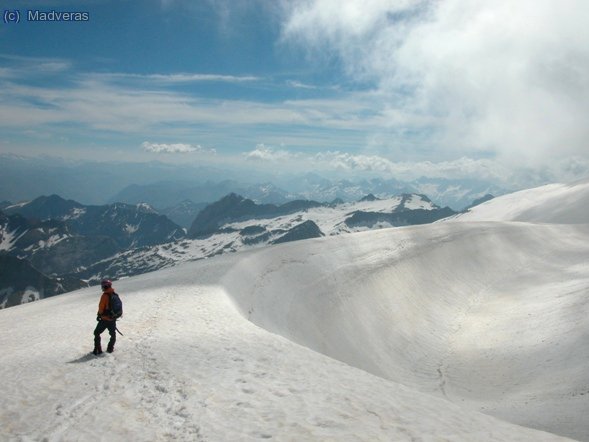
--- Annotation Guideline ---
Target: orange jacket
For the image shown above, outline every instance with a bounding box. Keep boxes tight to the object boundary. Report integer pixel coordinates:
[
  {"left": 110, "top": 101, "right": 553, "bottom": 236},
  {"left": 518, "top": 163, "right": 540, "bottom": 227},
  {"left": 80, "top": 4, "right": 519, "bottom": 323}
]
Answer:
[{"left": 98, "top": 287, "right": 115, "bottom": 321}]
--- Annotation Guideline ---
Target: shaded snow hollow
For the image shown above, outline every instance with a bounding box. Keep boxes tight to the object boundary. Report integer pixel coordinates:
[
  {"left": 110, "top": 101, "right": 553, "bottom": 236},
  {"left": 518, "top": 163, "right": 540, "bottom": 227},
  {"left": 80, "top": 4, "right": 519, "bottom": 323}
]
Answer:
[{"left": 1, "top": 179, "right": 588, "bottom": 441}]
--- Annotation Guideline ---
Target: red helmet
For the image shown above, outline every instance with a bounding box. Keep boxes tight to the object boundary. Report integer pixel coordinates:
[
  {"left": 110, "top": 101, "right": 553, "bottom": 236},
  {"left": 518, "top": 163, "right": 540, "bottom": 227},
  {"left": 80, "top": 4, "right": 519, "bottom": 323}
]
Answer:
[{"left": 101, "top": 279, "right": 112, "bottom": 290}]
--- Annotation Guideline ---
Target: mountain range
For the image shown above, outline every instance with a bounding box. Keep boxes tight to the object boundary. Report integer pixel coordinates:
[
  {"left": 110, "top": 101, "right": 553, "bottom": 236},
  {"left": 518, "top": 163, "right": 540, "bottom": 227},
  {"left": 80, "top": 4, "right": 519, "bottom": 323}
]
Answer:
[
  {"left": 112, "top": 175, "right": 503, "bottom": 225},
  {"left": 78, "top": 192, "right": 456, "bottom": 282},
  {"left": 1, "top": 192, "right": 457, "bottom": 308},
  {"left": 0, "top": 196, "right": 185, "bottom": 308}
]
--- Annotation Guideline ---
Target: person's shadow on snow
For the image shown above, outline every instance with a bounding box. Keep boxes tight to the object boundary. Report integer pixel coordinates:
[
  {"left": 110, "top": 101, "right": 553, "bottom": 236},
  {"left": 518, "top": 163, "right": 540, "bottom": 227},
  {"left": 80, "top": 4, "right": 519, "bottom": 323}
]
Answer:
[{"left": 67, "top": 353, "right": 105, "bottom": 363}]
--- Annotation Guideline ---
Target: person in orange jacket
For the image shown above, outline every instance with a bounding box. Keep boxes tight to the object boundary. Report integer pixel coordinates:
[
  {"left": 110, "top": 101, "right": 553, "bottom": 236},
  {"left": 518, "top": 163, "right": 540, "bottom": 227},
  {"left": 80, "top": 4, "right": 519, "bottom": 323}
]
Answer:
[{"left": 93, "top": 279, "right": 117, "bottom": 355}]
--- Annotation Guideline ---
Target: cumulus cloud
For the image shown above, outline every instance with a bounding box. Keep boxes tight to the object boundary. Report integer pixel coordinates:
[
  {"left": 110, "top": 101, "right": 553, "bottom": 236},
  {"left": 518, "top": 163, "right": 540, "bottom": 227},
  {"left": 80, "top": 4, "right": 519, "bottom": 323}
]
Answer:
[
  {"left": 282, "top": 0, "right": 589, "bottom": 167},
  {"left": 314, "top": 151, "right": 511, "bottom": 181},
  {"left": 142, "top": 142, "right": 215, "bottom": 154},
  {"left": 244, "top": 145, "right": 511, "bottom": 181},
  {"left": 244, "top": 144, "right": 301, "bottom": 162}
]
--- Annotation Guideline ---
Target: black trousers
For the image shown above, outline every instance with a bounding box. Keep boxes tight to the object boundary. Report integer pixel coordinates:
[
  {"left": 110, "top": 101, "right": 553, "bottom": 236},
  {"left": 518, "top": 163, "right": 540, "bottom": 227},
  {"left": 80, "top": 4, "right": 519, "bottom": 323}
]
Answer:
[{"left": 94, "top": 320, "right": 116, "bottom": 350}]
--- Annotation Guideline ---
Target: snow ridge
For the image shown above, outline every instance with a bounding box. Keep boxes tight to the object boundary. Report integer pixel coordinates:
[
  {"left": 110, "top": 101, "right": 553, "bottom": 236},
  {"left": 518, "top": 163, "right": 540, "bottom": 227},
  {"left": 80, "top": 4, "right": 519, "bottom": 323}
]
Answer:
[{"left": 452, "top": 178, "right": 589, "bottom": 224}]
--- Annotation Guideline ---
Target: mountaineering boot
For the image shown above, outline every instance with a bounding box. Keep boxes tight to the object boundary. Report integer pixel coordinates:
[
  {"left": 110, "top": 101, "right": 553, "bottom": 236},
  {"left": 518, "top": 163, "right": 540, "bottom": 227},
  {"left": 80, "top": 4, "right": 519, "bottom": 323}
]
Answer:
[
  {"left": 107, "top": 343, "right": 114, "bottom": 353},
  {"left": 93, "top": 346, "right": 103, "bottom": 355}
]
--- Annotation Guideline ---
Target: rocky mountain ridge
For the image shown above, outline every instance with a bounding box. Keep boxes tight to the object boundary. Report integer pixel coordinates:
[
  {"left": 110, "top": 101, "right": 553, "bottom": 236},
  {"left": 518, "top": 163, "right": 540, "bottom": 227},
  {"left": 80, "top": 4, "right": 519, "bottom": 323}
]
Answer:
[
  {"left": 86, "top": 192, "right": 456, "bottom": 282},
  {"left": 0, "top": 196, "right": 186, "bottom": 308},
  {"left": 0, "top": 255, "right": 86, "bottom": 309},
  {"left": 1, "top": 191, "right": 459, "bottom": 308}
]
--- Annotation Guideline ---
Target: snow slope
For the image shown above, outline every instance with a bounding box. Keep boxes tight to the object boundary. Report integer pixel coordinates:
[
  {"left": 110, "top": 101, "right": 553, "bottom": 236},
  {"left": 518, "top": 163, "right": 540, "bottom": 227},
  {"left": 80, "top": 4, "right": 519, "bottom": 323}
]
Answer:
[
  {"left": 0, "top": 257, "right": 568, "bottom": 442},
  {"left": 451, "top": 178, "right": 589, "bottom": 224},
  {"left": 219, "top": 179, "right": 589, "bottom": 440},
  {"left": 223, "top": 222, "right": 589, "bottom": 440},
  {"left": 0, "top": 180, "right": 587, "bottom": 441}
]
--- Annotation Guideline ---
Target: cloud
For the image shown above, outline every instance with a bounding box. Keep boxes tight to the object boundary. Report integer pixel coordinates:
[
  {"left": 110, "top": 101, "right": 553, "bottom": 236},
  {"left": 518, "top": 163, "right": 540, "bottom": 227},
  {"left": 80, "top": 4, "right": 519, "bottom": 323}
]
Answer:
[
  {"left": 315, "top": 151, "right": 513, "bottom": 181},
  {"left": 0, "top": 54, "right": 72, "bottom": 78},
  {"left": 97, "top": 72, "right": 261, "bottom": 83},
  {"left": 142, "top": 142, "right": 215, "bottom": 154},
  {"left": 281, "top": 0, "right": 589, "bottom": 166},
  {"left": 286, "top": 80, "right": 317, "bottom": 90},
  {"left": 244, "top": 144, "right": 301, "bottom": 162},
  {"left": 244, "top": 145, "right": 511, "bottom": 181},
  {"left": 0, "top": 73, "right": 388, "bottom": 138}
]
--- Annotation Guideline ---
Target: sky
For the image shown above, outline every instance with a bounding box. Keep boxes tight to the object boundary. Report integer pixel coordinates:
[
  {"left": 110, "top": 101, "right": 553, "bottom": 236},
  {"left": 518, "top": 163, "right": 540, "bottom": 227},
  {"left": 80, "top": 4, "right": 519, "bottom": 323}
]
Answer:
[{"left": 1, "top": 0, "right": 588, "bottom": 188}]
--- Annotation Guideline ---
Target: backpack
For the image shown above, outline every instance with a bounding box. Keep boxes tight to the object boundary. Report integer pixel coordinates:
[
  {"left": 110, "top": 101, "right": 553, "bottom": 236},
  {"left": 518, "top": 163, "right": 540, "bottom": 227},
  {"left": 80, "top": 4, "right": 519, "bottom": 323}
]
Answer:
[{"left": 108, "top": 292, "right": 123, "bottom": 319}]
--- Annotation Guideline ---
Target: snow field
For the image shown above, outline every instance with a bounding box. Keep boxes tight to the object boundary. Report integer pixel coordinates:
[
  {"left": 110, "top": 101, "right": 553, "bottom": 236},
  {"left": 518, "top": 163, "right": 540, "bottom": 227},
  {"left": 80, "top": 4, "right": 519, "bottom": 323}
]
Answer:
[
  {"left": 222, "top": 221, "right": 589, "bottom": 440},
  {"left": 0, "top": 251, "right": 572, "bottom": 441},
  {"left": 452, "top": 179, "right": 589, "bottom": 224}
]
